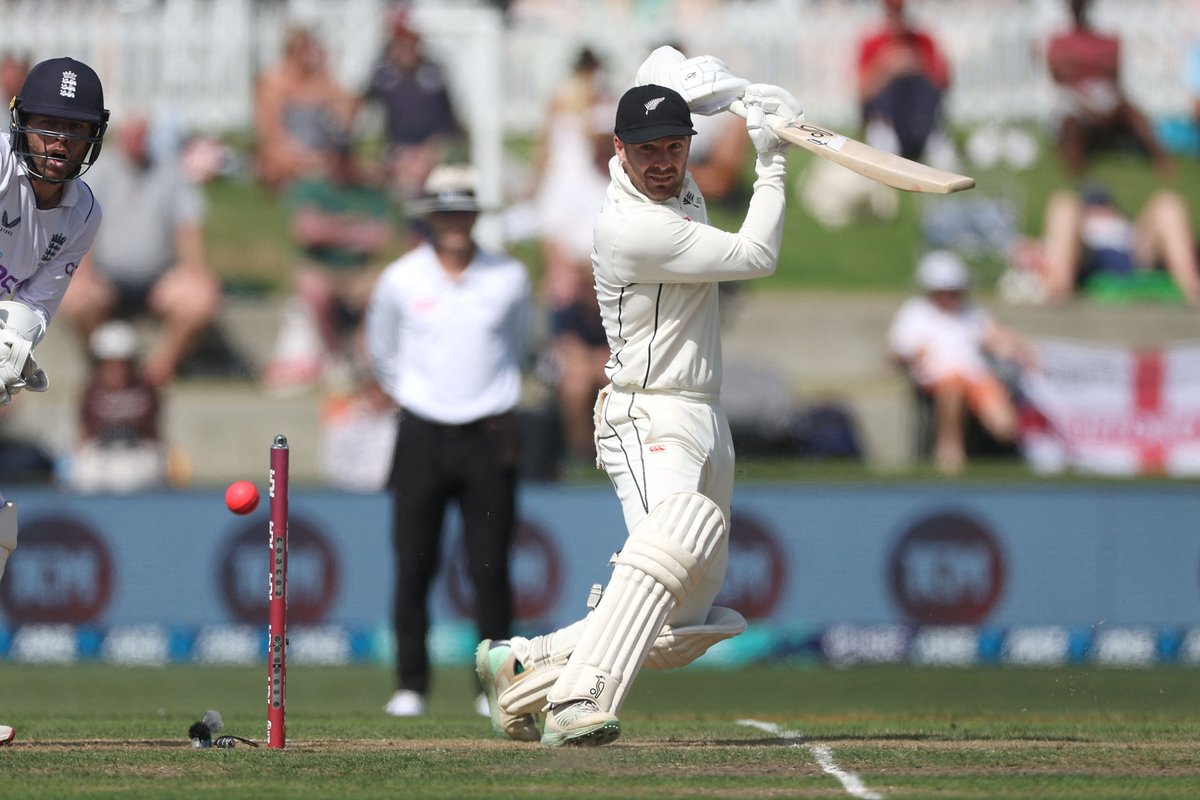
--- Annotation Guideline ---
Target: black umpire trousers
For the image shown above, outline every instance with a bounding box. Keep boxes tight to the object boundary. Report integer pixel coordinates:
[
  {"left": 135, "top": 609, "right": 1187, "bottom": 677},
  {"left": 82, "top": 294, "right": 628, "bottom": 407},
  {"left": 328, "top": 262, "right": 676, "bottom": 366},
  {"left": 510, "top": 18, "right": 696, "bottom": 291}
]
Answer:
[{"left": 388, "top": 409, "right": 520, "bottom": 696}]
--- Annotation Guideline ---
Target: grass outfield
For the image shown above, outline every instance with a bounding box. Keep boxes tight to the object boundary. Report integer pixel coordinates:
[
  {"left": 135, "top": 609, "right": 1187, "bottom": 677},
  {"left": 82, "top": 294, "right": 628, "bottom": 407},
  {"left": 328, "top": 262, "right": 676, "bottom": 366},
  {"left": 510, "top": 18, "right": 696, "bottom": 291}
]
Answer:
[
  {"left": 203, "top": 135, "right": 1200, "bottom": 297},
  {"left": 3, "top": 664, "right": 1197, "bottom": 798}
]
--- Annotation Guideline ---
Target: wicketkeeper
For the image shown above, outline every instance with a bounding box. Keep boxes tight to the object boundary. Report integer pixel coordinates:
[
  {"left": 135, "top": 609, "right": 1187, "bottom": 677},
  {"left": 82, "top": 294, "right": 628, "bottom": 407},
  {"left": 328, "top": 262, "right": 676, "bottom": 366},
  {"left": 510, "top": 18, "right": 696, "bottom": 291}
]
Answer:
[
  {"left": 476, "top": 48, "right": 802, "bottom": 746},
  {"left": 0, "top": 57, "right": 110, "bottom": 747}
]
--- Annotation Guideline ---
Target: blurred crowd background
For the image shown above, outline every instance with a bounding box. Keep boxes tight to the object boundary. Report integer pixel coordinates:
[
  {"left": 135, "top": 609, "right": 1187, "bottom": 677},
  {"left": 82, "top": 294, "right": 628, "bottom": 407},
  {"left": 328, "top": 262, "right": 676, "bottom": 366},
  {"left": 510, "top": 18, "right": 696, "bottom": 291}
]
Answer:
[{"left": 2, "top": 0, "right": 1200, "bottom": 488}]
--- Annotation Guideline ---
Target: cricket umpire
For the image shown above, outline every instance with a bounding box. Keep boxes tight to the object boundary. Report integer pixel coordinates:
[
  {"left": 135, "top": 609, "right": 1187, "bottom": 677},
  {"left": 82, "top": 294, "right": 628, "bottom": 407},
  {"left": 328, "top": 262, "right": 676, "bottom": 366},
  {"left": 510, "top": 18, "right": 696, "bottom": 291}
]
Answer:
[
  {"left": 365, "top": 164, "right": 533, "bottom": 718},
  {"left": 476, "top": 48, "right": 803, "bottom": 746}
]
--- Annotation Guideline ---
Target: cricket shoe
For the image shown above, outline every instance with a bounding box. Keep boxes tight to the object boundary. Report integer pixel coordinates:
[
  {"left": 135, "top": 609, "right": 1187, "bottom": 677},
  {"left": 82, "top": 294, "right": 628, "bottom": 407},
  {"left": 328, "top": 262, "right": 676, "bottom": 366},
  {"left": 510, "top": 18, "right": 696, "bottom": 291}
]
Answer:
[
  {"left": 0, "top": 724, "right": 14, "bottom": 746},
  {"left": 474, "top": 639, "right": 541, "bottom": 742},
  {"left": 540, "top": 699, "right": 620, "bottom": 747}
]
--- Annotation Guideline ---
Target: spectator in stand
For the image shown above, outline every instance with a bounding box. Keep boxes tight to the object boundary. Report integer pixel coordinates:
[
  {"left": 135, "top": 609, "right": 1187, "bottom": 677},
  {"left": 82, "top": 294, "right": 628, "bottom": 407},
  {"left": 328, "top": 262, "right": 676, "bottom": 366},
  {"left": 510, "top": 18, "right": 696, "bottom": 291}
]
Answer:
[
  {"left": 1, "top": 52, "right": 29, "bottom": 106},
  {"left": 261, "top": 134, "right": 396, "bottom": 394},
  {"left": 59, "top": 113, "right": 222, "bottom": 388},
  {"left": 1045, "top": 0, "right": 1174, "bottom": 179},
  {"left": 687, "top": 110, "right": 751, "bottom": 211},
  {"left": 318, "top": 373, "right": 398, "bottom": 491},
  {"left": 68, "top": 320, "right": 167, "bottom": 493},
  {"left": 531, "top": 46, "right": 613, "bottom": 468},
  {"left": 855, "top": 0, "right": 956, "bottom": 166},
  {"left": 1191, "top": 36, "right": 1200, "bottom": 130},
  {"left": 1035, "top": 184, "right": 1200, "bottom": 309},
  {"left": 254, "top": 24, "right": 357, "bottom": 193},
  {"left": 802, "top": 0, "right": 949, "bottom": 230},
  {"left": 0, "top": 402, "right": 54, "bottom": 484},
  {"left": 361, "top": 6, "right": 465, "bottom": 206},
  {"left": 1017, "top": 1, "right": 1199, "bottom": 309},
  {"left": 888, "top": 251, "right": 1037, "bottom": 476}
]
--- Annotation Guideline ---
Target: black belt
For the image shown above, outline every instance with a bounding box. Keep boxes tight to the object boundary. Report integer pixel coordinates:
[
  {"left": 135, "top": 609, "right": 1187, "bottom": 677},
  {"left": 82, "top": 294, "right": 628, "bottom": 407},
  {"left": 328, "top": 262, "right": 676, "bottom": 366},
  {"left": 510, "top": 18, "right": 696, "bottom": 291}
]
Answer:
[{"left": 404, "top": 410, "right": 513, "bottom": 432}]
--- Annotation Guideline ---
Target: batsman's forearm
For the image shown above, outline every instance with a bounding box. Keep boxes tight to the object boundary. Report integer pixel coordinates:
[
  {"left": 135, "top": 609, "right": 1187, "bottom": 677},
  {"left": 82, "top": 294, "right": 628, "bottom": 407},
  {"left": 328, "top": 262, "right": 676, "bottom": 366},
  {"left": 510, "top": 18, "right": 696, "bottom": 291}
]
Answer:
[{"left": 736, "top": 154, "right": 787, "bottom": 269}]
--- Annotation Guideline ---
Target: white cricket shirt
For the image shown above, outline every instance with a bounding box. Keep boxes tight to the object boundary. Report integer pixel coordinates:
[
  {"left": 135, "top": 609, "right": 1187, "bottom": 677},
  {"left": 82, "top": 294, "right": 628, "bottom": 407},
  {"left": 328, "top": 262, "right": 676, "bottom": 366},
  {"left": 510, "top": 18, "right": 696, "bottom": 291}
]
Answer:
[
  {"left": 0, "top": 133, "right": 103, "bottom": 332},
  {"left": 592, "top": 153, "right": 786, "bottom": 399},
  {"left": 365, "top": 241, "right": 532, "bottom": 425}
]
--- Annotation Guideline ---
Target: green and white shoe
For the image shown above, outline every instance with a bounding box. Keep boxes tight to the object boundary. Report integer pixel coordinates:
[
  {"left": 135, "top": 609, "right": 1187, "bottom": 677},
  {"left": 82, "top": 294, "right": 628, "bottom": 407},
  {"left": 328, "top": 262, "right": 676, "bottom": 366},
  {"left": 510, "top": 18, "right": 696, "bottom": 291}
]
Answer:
[
  {"left": 540, "top": 699, "right": 620, "bottom": 747},
  {"left": 474, "top": 639, "right": 541, "bottom": 742}
]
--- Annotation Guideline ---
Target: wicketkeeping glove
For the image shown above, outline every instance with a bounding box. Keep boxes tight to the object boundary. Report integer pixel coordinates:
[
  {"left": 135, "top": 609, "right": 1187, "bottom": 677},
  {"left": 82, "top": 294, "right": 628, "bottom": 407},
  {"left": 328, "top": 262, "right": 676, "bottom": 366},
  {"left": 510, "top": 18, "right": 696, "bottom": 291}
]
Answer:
[
  {"left": 741, "top": 83, "right": 804, "bottom": 160},
  {"left": 0, "top": 326, "right": 34, "bottom": 388},
  {"left": 0, "top": 327, "right": 49, "bottom": 405}
]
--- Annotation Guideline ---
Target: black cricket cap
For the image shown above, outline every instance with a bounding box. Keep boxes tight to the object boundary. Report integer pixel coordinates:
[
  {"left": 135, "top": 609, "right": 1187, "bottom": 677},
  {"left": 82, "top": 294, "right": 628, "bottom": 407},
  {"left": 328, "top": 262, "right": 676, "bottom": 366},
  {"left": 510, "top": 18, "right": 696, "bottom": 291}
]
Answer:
[
  {"left": 614, "top": 84, "right": 696, "bottom": 144},
  {"left": 16, "top": 57, "right": 107, "bottom": 124}
]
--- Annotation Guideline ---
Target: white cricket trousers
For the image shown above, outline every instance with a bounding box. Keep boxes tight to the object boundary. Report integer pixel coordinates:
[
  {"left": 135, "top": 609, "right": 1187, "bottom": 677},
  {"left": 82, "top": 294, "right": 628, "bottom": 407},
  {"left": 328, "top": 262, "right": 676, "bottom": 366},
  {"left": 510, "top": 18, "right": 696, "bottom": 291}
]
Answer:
[{"left": 593, "top": 385, "right": 735, "bottom": 626}]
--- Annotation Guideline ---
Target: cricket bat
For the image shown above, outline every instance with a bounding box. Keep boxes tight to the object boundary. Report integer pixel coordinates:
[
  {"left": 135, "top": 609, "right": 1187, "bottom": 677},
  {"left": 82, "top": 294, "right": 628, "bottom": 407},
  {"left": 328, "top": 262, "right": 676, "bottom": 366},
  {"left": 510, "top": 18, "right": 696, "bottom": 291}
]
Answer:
[{"left": 727, "top": 99, "right": 975, "bottom": 194}]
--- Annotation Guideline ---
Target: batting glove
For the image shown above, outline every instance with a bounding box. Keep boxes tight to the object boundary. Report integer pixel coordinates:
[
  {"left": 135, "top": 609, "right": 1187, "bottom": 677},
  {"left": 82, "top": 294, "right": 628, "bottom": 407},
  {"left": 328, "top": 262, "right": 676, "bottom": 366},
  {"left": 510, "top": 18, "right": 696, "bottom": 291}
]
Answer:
[
  {"left": 635, "top": 46, "right": 750, "bottom": 115},
  {"left": 742, "top": 83, "right": 804, "bottom": 160}
]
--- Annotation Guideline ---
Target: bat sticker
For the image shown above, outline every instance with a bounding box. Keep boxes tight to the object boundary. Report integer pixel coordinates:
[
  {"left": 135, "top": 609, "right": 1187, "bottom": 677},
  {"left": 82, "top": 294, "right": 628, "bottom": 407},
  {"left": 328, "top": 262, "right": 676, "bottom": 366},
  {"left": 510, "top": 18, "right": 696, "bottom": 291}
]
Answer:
[{"left": 786, "top": 122, "right": 847, "bottom": 151}]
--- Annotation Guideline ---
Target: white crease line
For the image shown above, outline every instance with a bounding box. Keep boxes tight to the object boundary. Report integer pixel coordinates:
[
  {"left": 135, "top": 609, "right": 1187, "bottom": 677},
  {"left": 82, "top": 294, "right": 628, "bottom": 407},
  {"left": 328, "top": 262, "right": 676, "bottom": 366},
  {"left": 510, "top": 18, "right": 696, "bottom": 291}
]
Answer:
[{"left": 738, "top": 719, "right": 885, "bottom": 800}]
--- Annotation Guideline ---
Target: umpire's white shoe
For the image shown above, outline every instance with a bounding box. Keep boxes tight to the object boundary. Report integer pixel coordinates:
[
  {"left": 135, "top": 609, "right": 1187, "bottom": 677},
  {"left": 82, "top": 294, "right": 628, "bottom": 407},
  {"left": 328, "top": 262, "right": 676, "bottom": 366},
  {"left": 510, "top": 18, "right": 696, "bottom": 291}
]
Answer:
[
  {"left": 383, "top": 689, "right": 426, "bottom": 717},
  {"left": 0, "top": 724, "right": 14, "bottom": 746},
  {"left": 540, "top": 699, "right": 620, "bottom": 747},
  {"left": 474, "top": 639, "right": 541, "bottom": 742}
]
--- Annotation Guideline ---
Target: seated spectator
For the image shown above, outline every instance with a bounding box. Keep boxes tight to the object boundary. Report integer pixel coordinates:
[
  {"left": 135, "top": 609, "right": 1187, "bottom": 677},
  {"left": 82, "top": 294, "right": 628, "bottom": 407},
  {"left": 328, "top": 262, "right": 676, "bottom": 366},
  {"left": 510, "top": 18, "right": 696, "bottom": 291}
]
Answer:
[
  {"left": 68, "top": 321, "right": 167, "bottom": 493},
  {"left": 803, "top": 0, "right": 948, "bottom": 230},
  {"left": 856, "top": 0, "right": 956, "bottom": 167},
  {"left": 687, "top": 111, "right": 750, "bottom": 209},
  {"left": 888, "top": 251, "right": 1037, "bottom": 475},
  {"left": 0, "top": 402, "right": 54, "bottom": 484},
  {"left": 531, "top": 47, "right": 613, "bottom": 467},
  {"left": 1, "top": 52, "right": 29, "bottom": 106},
  {"left": 1192, "top": 36, "right": 1200, "bottom": 131},
  {"left": 254, "top": 24, "right": 357, "bottom": 193},
  {"left": 1034, "top": 185, "right": 1200, "bottom": 308},
  {"left": 261, "top": 135, "right": 396, "bottom": 395},
  {"left": 59, "top": 113, "right": 222, "bottom": 388},
  {"left": 360, "top": 7, "right": 465, "bottom": 206},
  {"left": 1045, "top": 0, "right": 1173, "bottom": 178},
  {"left": 319, "top": 374, "right": 398, "bottom": 491}
]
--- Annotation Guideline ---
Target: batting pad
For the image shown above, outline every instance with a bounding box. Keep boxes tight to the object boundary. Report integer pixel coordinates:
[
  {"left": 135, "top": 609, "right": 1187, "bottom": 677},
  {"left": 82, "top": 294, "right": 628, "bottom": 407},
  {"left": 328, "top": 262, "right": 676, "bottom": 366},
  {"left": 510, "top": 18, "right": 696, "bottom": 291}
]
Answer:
[
  {"left": 500, "top": 606, "right": 746, "bottom": 715},
  {"left": 0, "top": 502, "right": 17, "bottom": 578},
  {"left": 546, "top": 492, "right": 725, "bottom": 714},
  {"left": 644, "top": 605, "right": 747, "bottom": 669}
]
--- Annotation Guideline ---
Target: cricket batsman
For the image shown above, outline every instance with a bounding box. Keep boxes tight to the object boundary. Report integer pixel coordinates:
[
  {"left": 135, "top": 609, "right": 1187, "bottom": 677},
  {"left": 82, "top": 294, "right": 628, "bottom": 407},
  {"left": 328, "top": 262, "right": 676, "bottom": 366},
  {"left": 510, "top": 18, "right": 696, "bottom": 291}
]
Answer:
[
  {"left": 0, "top": 56, "right": 109, "bottom": 746},
  {"left": 476, "top": 47, "right": 801, "bottom": 746}
]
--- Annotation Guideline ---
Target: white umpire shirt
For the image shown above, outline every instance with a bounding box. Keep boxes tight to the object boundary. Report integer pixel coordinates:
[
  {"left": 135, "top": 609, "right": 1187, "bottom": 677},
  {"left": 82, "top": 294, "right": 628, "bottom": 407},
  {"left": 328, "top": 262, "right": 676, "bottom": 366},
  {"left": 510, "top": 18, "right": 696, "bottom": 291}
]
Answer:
[
  {"left": 0, "top": 133, "right": 103, "bottom": 331},
  {"left": 365, "top": 241, "right": 532, "bottom": 425},
  {"left": 592, "top": 151, "right": 786, "bottom": 400}
]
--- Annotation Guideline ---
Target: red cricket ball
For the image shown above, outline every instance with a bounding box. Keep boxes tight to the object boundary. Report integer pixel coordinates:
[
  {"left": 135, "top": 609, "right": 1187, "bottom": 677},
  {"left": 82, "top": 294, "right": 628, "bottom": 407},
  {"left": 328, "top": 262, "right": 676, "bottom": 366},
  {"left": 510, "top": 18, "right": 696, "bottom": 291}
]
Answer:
[{"left": 225, "top": 480, "right": 260, "bottom": 515}]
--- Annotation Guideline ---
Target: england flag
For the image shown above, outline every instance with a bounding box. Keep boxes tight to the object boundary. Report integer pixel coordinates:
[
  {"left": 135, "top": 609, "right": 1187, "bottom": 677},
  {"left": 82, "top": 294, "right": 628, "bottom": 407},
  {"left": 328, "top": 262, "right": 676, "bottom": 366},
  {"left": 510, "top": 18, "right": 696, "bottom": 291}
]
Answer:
[{"left": 1019, "top": 338, "right": 1200, "bottom": 476}]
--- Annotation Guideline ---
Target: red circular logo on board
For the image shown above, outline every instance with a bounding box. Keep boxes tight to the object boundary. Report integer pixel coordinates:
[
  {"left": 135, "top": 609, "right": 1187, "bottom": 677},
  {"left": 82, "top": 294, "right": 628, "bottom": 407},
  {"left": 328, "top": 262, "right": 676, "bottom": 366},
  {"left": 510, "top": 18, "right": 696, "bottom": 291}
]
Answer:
[
  {"left": 0, "top": 515, "right": 113, "bottom": 624},
  {"left": 716, "top": 511, "right": 786, "bottom": 619},
  {"left": 219, "top": 517, "right": 339, "bottom": 625},
  {"left": 447, "top": 519, "right": 561, "bottom": 621},
  {"left": 889, "top": 511, "right": 1006, "bottom": 624}
]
